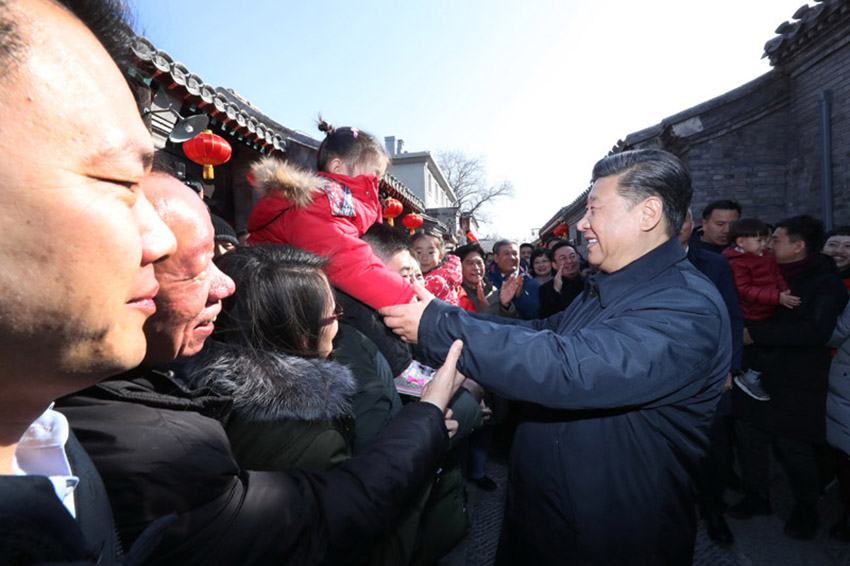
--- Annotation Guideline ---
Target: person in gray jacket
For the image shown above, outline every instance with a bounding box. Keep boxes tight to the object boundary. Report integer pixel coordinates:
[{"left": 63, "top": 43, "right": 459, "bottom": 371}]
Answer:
[{"left": 827, "top": 298, "right": 850, "bottom": 540}]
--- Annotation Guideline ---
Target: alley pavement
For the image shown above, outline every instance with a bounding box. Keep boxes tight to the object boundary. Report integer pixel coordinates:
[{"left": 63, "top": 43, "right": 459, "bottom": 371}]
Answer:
[{"left": 441, "top": 451, "right": 850, "bottom": 566}]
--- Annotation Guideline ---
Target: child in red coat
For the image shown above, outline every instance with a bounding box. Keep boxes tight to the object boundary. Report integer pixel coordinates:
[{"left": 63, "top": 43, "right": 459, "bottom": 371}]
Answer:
[
  {"left": 410, "top": 233, "right": 468, "bottom": 309},
  {"left": 246, "top": 119, "right": 414, "bottom": 310},
  {"left": 723, "top": 218, "right": 800, "bottom": 400}
]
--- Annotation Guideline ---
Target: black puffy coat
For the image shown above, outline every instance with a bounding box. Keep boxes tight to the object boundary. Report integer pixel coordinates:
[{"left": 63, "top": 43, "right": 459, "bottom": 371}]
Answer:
[{"left": 57, "top": 366, "right": 448, "bottom": 565}]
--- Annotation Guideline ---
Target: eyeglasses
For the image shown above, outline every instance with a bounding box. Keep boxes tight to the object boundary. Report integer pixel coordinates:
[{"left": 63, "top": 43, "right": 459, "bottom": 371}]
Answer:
[{"left": 320, "top": 302, "right": 344, "bottom": 326}]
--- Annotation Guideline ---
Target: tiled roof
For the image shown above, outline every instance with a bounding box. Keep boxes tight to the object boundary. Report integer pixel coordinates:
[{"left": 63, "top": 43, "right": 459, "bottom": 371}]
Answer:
[
  {"left": 763, "top": 1, "right": 850, "bottom": 66},
  {"left": 380, "top": 173, "right": 424, "bottom": 212},
  {"left": 128, "top": 36, "right": 319, "bottom": 155}
]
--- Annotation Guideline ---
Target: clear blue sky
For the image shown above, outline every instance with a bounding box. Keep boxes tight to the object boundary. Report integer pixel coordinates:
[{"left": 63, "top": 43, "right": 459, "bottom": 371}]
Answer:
[{"left": 135, "top": 0, "right": 807, "bottom": 240}]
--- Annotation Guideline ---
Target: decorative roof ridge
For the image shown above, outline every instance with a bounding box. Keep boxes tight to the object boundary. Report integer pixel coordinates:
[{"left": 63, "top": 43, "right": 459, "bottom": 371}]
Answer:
[
  {"left": 128, "top": 35, "right": 320, "bottom": 154},
  {"left": 763, "top": 1, "right": 850, "bottom": 67}
]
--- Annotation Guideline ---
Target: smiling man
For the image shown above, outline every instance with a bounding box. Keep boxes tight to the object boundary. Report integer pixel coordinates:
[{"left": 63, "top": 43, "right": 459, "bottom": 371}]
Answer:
[
  {"left": 381, "top": 149, "right": 731, "bottom": 564},
  {"left": 0, "top": 0, "right": 177, "bottom": 562}
]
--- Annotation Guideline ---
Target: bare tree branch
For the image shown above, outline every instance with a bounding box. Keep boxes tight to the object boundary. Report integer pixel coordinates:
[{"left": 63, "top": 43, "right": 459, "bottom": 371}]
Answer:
[{"left": 436, "top": 150, "right": 514, "bottom": 218}]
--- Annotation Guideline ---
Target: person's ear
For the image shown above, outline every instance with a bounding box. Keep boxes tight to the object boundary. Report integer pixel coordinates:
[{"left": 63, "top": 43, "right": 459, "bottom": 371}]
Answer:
[
  {"left": 639, "top": 197, "right": 663, "bottom": 232},
  {"left": 327, "top": 157, "right": 345, "bottom": 174}
]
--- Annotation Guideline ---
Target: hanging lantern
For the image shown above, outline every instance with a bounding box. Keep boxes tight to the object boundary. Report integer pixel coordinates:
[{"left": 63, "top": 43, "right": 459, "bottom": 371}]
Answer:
[
  {"left": 466, "top": 231, "right": 478, "bottom": 242},
  {"left": 553, "top": 223, "right": 569, "bottom": 238},
  {"left": 383, "top": 197, "right": 403, "bottom": 226},
  {"left": 183, "top": 129, "right": 232, "bottom": 180},
  {"left": 402, "top": 213, "right": 424, "bottom": 235}
]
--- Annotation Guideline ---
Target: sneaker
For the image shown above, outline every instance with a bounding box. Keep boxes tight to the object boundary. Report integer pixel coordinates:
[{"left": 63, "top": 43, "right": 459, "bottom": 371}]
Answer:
[
  {"left": 735, "top": 370, "right": 771, "bottom": 401},
  {"left": 784, "top": 502, "right": 819, "bottom": 540},
  {"left": 727, "top": 494, "right": 772, "bottom": 519}
]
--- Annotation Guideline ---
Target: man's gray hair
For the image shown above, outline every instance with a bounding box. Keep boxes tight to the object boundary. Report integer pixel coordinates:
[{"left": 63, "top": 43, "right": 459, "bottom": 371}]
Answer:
[{"left": 492, "top": 239, "right": 517, "bottom": 256}]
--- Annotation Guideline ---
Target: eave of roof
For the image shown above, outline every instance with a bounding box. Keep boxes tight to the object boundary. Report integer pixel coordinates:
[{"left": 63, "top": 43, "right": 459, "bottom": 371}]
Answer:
[{"left": 128, "top": 36, "right": 320, "bottom": 155}]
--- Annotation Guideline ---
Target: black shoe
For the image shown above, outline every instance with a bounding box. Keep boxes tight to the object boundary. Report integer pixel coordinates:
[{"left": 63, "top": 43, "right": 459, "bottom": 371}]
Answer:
[
  {"left": 829, "top": 516, "right": 850, "bottom": 542},
  {"left": 727, "top": 495, "right": 772, "bottom": 519},
  {"left": 784, "top": 502, "right": 819, "bottom": 540},
  {"left": 470, "top": 476, "right": 498, "bottom": 491},
  {"left": 705, "top": 511, "right": 734, "bottom": 545}
]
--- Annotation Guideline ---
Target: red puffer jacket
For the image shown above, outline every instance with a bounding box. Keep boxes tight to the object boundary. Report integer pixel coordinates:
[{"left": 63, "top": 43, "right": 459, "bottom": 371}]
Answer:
[
  {"left": 722, "top": 247, "right": 790, "bottom": 321},
  {"left": 246, "top": 157, "right": 414, "bottom": 309}
]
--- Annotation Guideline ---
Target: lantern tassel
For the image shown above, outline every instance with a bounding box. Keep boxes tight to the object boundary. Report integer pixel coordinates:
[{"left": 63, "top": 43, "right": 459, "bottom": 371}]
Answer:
[
  {"left": 203, "top": 164, "right": 214, "bottom": 180},
  {"left": 387, "top": 218, "right": 394, "bottom": 226}
]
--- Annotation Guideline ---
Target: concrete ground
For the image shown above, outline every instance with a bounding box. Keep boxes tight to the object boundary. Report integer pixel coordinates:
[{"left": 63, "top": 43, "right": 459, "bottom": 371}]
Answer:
[{"left": 440, "top": 451, "right": 850, "bottom": 566}]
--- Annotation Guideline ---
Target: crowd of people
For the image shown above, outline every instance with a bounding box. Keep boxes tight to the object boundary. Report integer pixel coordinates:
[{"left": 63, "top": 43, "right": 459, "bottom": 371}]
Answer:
[{"left": 2, "top": 1, "right": 850, "bottom": 566}]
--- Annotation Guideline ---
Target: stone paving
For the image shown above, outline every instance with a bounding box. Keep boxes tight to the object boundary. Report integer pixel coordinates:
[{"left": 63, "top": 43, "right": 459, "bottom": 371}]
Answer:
[{"left": 440, "top": 453, "right": 850, "bottom": 566}]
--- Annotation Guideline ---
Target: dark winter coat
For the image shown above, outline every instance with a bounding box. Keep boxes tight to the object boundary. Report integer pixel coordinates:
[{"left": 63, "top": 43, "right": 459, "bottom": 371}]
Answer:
[
  {"left": 538, "top": 273, "right": 584, "bottom": 318},
  {"left": 734, "top": 253, "right": 848, "bottom": 442},
  {"left": 416, "top": 238, "right": 731, "bottom": 565},
  {"left": 57, "top": 366, "right": 449, "bottom": 566},
  {"left": 722, "top": 247, "right": 790, "bottom": 321},
  {"left": 184, "top": 342, "right": 356, "bottom": 471},
  {"left": 0, "top": 432, "right": 124, "bottom": 565},
  {"left": 332, "top": 322, "right": 403, "bottom": 454}
]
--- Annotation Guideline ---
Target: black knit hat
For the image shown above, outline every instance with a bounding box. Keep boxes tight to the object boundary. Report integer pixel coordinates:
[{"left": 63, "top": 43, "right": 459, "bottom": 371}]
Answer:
[{"left": 210, "top": 214, "right": 239, "bottom": 247}]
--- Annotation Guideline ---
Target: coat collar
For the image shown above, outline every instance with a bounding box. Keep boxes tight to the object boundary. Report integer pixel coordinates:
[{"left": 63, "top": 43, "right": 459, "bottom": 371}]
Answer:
[{"left": 588, "top": 237, "right": 686, "bottom": 308}]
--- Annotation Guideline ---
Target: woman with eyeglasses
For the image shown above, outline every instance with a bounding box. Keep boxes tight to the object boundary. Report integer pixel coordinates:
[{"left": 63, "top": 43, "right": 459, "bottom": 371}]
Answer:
[{"left": 187, "top": 244, "right": 356, "bottom": 472}]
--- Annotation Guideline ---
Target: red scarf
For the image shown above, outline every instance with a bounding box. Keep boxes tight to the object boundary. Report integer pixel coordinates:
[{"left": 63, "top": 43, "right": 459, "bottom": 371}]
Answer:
[{"left": 778, "top": 253, "right": 820, "bottom": 281}]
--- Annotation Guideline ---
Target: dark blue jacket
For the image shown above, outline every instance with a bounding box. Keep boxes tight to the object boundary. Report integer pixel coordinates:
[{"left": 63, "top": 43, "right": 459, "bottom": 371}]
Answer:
[
  {"left": 418, "top": 238, "right": 731, "bottom": 565},
  {"left": 485, "top": 263, "right": 540, "bottom": 319}
]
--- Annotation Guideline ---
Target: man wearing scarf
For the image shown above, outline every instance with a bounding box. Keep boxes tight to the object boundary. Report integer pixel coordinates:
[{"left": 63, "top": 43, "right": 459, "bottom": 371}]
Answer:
[{"left": 731, "top": 215, "right": 848, "bottom": 540}]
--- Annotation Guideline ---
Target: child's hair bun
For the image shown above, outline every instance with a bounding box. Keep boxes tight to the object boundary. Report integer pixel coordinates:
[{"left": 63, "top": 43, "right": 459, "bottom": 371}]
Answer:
[{"left": 317, "top": 116, "right": 334, "bottom": 135}]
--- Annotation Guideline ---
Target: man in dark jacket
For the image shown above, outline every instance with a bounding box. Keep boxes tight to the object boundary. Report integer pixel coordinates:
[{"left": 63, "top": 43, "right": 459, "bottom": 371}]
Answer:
[
  {"left": 0, "top": 1, "right": 177, "bottom": 563},
  {"left": 730, "top": 215, "right": 848, "bottom": 540},
  {"left": 486, "top": 240, "right": 540, "bottom": 319},
  {"left": 680, "top": 208, "right": 744, "bottom": 545},
  {"left": 59, "top": 171, "right": 465, "bottom": 565},
  {"left": 382, "top": 149, "right": 732, "bottom": 564}
]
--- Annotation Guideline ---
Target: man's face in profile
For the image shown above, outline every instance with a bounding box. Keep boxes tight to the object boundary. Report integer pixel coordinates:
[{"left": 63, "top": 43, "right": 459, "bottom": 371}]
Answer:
[{"left": 0, "top": 0, "right": 174, "bottom": 389}]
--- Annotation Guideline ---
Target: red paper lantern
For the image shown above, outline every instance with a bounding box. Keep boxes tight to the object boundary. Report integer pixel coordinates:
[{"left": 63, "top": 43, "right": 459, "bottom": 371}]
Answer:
[
  {"left": 553, "top": 223, "right": 569, "bottom": 238},
  {"left": 383, "top": 197, "right": 403, "bottom": 226},
  {"left": 183, "top": 129, "right": 232, "bottom": 180},
  {"left": 402, "top": 213, "right": 424, "bottom": 235}
]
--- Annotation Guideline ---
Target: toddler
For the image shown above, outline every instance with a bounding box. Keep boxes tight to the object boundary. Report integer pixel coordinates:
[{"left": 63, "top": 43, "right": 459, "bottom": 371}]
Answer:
[
  {"left": 246, "top": 119, "right": 414, "bottom": 310},
  {"left": 411, "top": 232, "right": 465, "bottom": 307}
]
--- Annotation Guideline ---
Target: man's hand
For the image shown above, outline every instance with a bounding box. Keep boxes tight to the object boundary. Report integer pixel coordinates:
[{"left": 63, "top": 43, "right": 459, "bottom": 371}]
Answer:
[
  {"left": 553, "top": 266, "right": 564, "bottom": 293},
  {"left": 444, "top": 408, "right": 459, "bottom": 438},
  {"left": 380, "top": 283, "right": 433, "bottom": 343},
  {"left": 420, "top": 340, "right": 466, "bottom": 414},
  {"left": 723, "top": 372, "right": 733, "bottom": 393},
  {"left": 500, "top": 273, "right": 522, "bottom": 307},
  {"left": 779, "top": 290, "right": 801, "bottom": 309},
  {"left": 743, "top": 328, "right": 753, "bottom": 345}
]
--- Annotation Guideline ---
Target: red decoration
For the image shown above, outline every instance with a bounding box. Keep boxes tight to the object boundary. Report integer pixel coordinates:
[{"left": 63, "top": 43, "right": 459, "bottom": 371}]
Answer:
[
  {"left": 466, "top": 231, "right": 478, "bottom": 242},
  {"left": 553, "top": 223, "right": 569, "bottom": 238},
  {"left": 402, "top": 213, "right": 424, "bottom": 235},
  {"left": 383, "top": 197, "right": 403, "bottom": 226},
  {"left": 246, "top": 169, "right": 255, "bottom": 186},
  {"left": 183, "top": 129, "right": 232, "bottom": 180}
]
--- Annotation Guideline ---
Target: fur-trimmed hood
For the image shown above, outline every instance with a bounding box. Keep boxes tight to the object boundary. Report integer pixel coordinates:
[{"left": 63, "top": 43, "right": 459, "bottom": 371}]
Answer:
[
  {"left": 185, "top": 341, "right": 356, "bottom": 423},
  {"left": 249, "top": 156, "right": 322, "bottom": 205}
]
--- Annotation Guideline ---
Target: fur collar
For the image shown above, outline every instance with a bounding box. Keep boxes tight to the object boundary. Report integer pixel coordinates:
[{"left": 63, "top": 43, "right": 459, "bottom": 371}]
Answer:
[
  {"left": 184, "top": 341, "right": 355, "bottom": 422},
  {"left": 249, "top": 157, "right": 322, "bottom": 207}
]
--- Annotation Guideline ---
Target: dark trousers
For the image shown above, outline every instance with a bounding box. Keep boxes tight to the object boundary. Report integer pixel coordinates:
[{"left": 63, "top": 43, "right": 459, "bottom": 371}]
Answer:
[
  {"left": 698, "top": 413, "right": 732, "bottom": 514},
  {"left": 835, "top": 448, "right": 850, "bottom": 513},
  {"left": 736, "top": 420, "right": 820, "bottom": 505}
]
